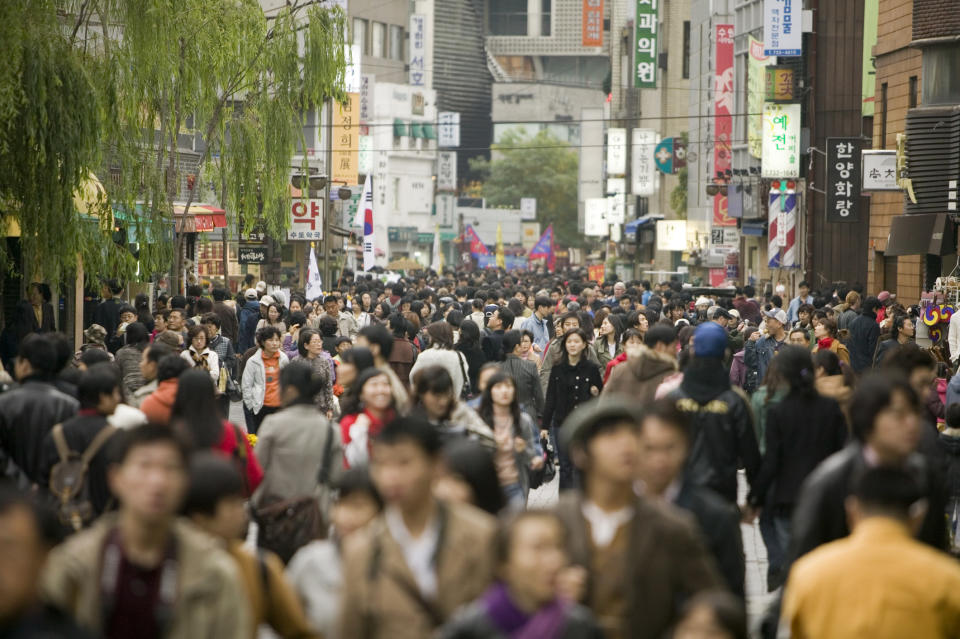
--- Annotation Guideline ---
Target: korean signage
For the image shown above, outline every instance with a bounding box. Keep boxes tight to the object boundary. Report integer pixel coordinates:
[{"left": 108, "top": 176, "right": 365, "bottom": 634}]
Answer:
[
  {"left": 763, "top": 0, "right": 801, "bottom": 56},
  {"left": 238, "top": 245, "right": 267, "bottom": 265},
  {"left": 344, "top": 44, "right": 362, "bottom": 93},
  {"left": 388, "top": 226, "right": 418, "bottom": 242},
  {"left": 438, "top": 112, "right": 460, "bottom": 148},
  {"left": 238, "top": 225, "right": 267, "bottom": 244},
  {"left": 332, "top": 93, "right": 360, "bottom": 186},
  {"left": 656, "top": 220, "right": 687, "bottom": 251},
  {"left": 634, "top": 0, "right": 659, "bottom": 89},
  {"left": 862, "top": 150, "right": 899, "bottom": 191},
  {"left": 584, "top": 198, "right": 608, "bottom": 236},
  {"left": 288, "top": 199, "right": 323, "bottom": 241},
  {"left": 632, "top": 129, "right": 658, "bottom": 196},
  {"left": 582, "top": 0, "right": 603, "bottom": 47},
  {"left": 359, "top": 74, "right": 374, "bottom": 123},
  {"left": 437, "top": 151, "right": 457, "bottom": 192},
  {"left": 520, "top": 198, "right": 537, "bottom": 220},
  {"left": 409, "top": 14, "right": 426, "bottom": 87},
  {"left": 710, "top": 227, "right": 740, "bottom": 253},
  {"left": 826, "top": 137, "right": 863, "bottom": 223},
  {"left": 748, "top": 38, "right": 773, "bottom": 159},
  {"left": 358, "top": 135, "right": 373, "bottom": 175},
  {"left": 607, "top": 128, "right": 627, "bottom": 175},
  {"left": 714, "top": 24, "right": 735, "bottom": 227},
  {"left": 765, "top": 67, "right": 796, "bottom": 101},
  {"left": 436, "top": 193, "right": 456, "bottom": 227},
  {"left": 761, "top": 103, "right": 801, "bottom": 178}
]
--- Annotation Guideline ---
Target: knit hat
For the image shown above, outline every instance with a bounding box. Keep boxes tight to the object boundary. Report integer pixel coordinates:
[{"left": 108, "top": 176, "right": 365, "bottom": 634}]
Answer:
[
  {"left": 692, "top": 322, "right": 727, "bottom": 359},
  {"left": 84, "top": 324, "right": 107, "bottom": 345}
]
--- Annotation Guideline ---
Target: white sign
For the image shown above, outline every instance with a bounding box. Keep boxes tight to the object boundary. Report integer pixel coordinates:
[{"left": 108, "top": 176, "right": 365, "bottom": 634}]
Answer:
[
  {"left": 607, "top": 177, "right": 626, "bottom": 195},
  {"left": 438, "top": 112, "right": 460, "bottom": 147},
  {"left": 584, "top": 198, "right": 608, "bottom": 236},
  {"left": 359, "top": 74, "right": 374, "bottom": 123},
  {"left": 862, "top": 150, "right": 899, "bottom": 191},
  {"left": 520, "top": 198, "right": 537, "bottom": 220},
  {"left": 763, "top": 0, "right": 802, "bottom": 56},
  {"left": 288, "top": 199, "right": 323, "bottom": 240},
  {"left": 437, "top": 152, "right": 457, "bottom": 192},
  {"left": 409, "top": 14, "right": 426, "bottom": 87},
  {"left": 610, "top": 223, "right": 622, "bottom": 243},
  {"left": 358, "top": 135, "right": 373, "bottom": 175},
  {"left": 606, "top": 193, "right": 626, "bottom": 224},
  {"left": 344, "top": 44, "right": 362, "bottom": 93},
  {"left": 656, "top": 220, "right": 687, "bottom": 251},
  {"left": 607, "top": 128, "right": 627, "bottom": 175},
  {"left": 632, "top": 129, "right": 659, "bottom": 196},
  {"left": 401, "top": 176, "right": 433, "bottom": 214},
  {"left": 710, "top": 227, "right": 739, "bottom": 253},
  {"left": 436, "top": 193, "right": 456, "bottom": 227},
  {"left": 761, "top": 103, "right": 801, "bottom": 178}
]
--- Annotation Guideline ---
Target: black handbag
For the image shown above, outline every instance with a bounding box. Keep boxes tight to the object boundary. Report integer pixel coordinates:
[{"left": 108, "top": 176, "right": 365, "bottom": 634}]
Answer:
[{"left": 528, "top": 433, "right": 556, "bottom": 490}]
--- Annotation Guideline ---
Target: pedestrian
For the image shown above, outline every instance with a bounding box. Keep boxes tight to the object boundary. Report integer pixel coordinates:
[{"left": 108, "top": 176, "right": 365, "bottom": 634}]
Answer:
[
  {"left": 593, "top": 314, "right": 623, "bottom": 370},
  {"left": 386, "top": 313, "right": 418, "bottom": 385},
  {"left": 636, "top": 399, "right": 745, "bottom": 597},
  {"left": 340, "top": 368, "right": 398, "bottom": 468},
  {"left": 409, "top": 321, "right": 470, "bottom": 397},
  {"left": 519, "top": 295, "right": 553, "bottom": 354},
  {"left": 941, "top": 403, "right": 960, "bottom": 555},
  {"left": 356, "top": 324, "right": 411, "bottom": 411},
  {"left": 257, "top": 302, "right": 287, "bottom": 335},
  {"left": 497, "top": 330, "right": 544, "bottom": 420},
  {"left": 439, "top": 511, "right": 605, "bottom": 639},
  {"left": 668, "top": 322, "right": 761, "bottom": 504},
  {"left": 539, "top": 312, "right": 600, "bottom": 394},
  {"left": 253, "top": 361, "right": 343, "bottom": 516},
  {"left": 602, "top": 324, "right": 678, "bottom": 404},
  {"left": 813, "top": 350, "right": 854, "bottom": 424},
  {"left": 744, "top": 308, "right": 789, "bottom": 384},
  {"left": 180, "top": 324, "right": 220, "bottom": 385},
  {"left": 455, "top": 320, "right": 487, "bottom": 393},
  {"left": 182, "top": 453, "right": 320, "bottom": 639},
  {"left": 319, "top": 316, "right": 340, "bottom": 358},
  {"left": 410, "top": 365, "right": 495, "bottom": 447},
  {"left": 337, "top": 417, "right": 497, "bottom": 639},
  {"left": 171, "top": 369, "right": 263, "bottom": 495},
  {"left": 140, "top": 354, "right": 189, "bottom": 425},
  {"left": 237, "top": 289, "right": 262, "bottom": 352},
  {"left": 847, "top": 296, "right": 882, "bottom": 373},
  {"left": 554, "top": 399, "right": 722, "bottom": 639},
  {"left": 241, "top": 326, "right": 289, "bottom": 434},
  {"left": 211, "top": 287, "right": 239, "bottom": 344},
  {"left": 783, "top": 467, "right": 960, "bottom": 639},
  {"left": 811, "top": 316, "right": 850, "bottom": 365},
  {"left": 673, "top": 591, "right": 748, "bottom": 639},
  {"left": 114, "top": 321, "right": 149, "bottom": 401},
  {"left": 435, "top": 439, "right": 506, "bottom": 515},
  {"left": 93, "top": 279, "right": 124, "bottom": 353},
  {"left": 786, "top": 280, "right": 814, "bottom": 325},
  {"left": 201, "top": 312, "right": 238, "bottom": 418},
  {"left": 314, "top": 294, "right": 359, "bottom": 340},
  {"left": 295, "top": 328, "right": 336, "bottom": 417},
  {"left": 14, "top": 282, "right": 55, "bottom": 345},
  {"left": 282, "top": 311, "right": 307, "bottom": 360},
  {"left": 837, "top": 290, "right": 861, "bottom": 331},
  {"left": 130, "top": 342, "right": 171, "bottom": 409},
  {"left": 873, "top": 313, "right": 915, "bottom": 367},
  {"left": 42, "top": 425, "right": 251, "bottom": 638}
]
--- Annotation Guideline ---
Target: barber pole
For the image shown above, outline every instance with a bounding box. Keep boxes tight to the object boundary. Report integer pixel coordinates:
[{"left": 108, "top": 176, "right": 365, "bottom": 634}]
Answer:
[{"left": 768, "top": 181, "right": 798, "bottom": 268}]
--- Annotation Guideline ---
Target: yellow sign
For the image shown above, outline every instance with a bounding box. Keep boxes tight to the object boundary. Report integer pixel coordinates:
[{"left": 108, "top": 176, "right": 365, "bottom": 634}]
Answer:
[
  {"left": 332, "top": 93, "right": 360, "bottom": 187},
  {"left": 765, "top": 67, "right": 795, "bottom": 101}
]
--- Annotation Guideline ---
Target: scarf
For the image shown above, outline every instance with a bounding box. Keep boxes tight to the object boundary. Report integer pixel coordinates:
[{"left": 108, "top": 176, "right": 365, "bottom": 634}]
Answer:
[
  {"left": 482, "top": 582, "right": 568, "bottom": 639},
  {"left": 817, "top": 337, "right": 835, "bottom": 352},
  {"left": 191, "top": 348, "right": 210, "bottom": 370},
  {"left": 679, "top": 357, "right": 731, "bottom": 404}
]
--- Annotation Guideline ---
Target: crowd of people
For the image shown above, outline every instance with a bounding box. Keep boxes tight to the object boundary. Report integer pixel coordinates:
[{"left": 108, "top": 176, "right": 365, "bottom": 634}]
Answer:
[{"left": 2, "top": 269, "right": 960, "bottom": 638}]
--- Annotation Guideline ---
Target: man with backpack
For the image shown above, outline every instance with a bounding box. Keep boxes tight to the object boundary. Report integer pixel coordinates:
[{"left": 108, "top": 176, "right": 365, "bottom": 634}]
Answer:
[{"left": 38, "top": 363, "right": 122, "bottom": 532}]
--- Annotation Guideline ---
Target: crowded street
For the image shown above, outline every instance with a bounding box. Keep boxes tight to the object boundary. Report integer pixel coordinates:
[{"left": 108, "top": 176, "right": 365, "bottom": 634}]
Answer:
[{"left": 4, "top": 0, "right": 960, "bottom": 638}]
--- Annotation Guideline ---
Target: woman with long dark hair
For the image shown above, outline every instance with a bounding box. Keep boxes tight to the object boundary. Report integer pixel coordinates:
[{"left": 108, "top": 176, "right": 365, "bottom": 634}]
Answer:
[
  {"left": 476, "top": 371, "right": 543, "bottom": 508},
  {"left": 171, "top": 369, "right": 263, "bottom": 494},
  {"left": 411, "top": 365, "right": 494, "bottom": 447},
  {"left": 746, "top": 345, "right": 847, "bottom": 587},
  {"left": 593, "top": 314, "right": 624, "bottom": 369},
  {"left": 455, "top": 319, "right": 486, "bottom": 393},
  {"left": 542, "top": 328, "right": 603, "bottom": 490},
  {"left": 134, "top": 293, "right": 154, "bottom": 332},
  {"left": 115, "top": 321, "right": 150, "bottom": 400},
  {"left": 435, "top": 440, "right": 506, "bottom": 515}
]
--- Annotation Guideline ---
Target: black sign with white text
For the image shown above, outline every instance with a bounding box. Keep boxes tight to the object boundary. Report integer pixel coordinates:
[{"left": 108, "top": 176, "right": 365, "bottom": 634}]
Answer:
[
  {"left": 238, "top": 245, "right": 267, "bottom": 264},
  {"left": 827, "top": 137, "right": 863, "bottom": 223}
]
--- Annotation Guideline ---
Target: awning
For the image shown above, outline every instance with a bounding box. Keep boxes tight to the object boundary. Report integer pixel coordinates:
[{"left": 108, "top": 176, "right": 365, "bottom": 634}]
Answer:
[
  {"left": 624, "top": 214, "right": 664, "bottom": 235},
  {"left": 173, "top": 203, "right": 227, "bottom": 233},
  {"left": 410, "top": 122, "right": 425, "bottom": 139},
  {"left": 741, "top": 222, "right": 767, "bottom": 236},
  {"left": 394, "top": 119, "right": 409, "bottom": 137},
  {"left": 885, "top": 213, "right": 957, "bottom": 256},
  {"left": 423, "top": 123, "right": 437, "bottom": 140}
]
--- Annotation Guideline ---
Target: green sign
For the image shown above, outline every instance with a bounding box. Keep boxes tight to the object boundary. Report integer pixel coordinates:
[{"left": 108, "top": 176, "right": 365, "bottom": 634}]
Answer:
[
  {"left": 417, "top": 233, "right": 434, "bottom": 244},
  {"left": 634, "top": 0, "right": 659, "bottom": 89}
]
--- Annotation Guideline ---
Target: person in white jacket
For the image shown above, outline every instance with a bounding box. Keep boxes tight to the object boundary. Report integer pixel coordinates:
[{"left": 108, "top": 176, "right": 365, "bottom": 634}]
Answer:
[
  {"left": 409, "top": 321, "right": 469, "bottom": 396},
  {"left": 181, "top": 325, "right": 219, "bottom": 385},
  {"left": 241, "top": 326, "right": 289, "bottom": 433}
]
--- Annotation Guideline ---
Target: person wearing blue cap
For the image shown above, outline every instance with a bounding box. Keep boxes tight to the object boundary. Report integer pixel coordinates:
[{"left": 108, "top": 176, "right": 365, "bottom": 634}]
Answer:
[{"left": 666, "top": 322, "right": 761, "bottom": 505}]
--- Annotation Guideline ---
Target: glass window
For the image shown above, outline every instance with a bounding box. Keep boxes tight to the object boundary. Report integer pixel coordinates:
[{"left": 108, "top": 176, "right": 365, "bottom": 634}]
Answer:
[
  {"left": 352, "top": 18, "right": 368, "bottom": 55},
  {"left": 390, "top": 25, "right": 404, "bottom": 60},
  {"left": 922, "top": 44, "right": 960, "bottom": 105},
  {"left": 372, "top": 22, "right": 386, "bottom": 58},
  {"left": 541, "top": 0, "right": 551, "bottom": 36},
  {"left": 682, "top": 21, "right": 691, "bottom": 79},
  {"left": 489, "top": 0, "right": 527, "bottom": 36}
]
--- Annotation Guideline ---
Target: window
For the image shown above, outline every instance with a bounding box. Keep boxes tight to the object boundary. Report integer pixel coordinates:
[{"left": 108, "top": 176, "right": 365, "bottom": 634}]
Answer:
[
  {"left": 880, "top": 82, "right": 888, "bottom": 148},
  {"left": 352, "top": 18, "right": 368, "bottom": 55},
  {"left": 682, "top": 21, "right": 691, "bottom": 79},
  {"left": 372, "top": 22, "right": 386, "bottom": 58},
  {"left": 489, "top": 0, "right": 527, "bottom": 36},
  {"left": 541, "top": 0, "right": 551, "bottom": 36},
  {"left": 389, "top": 25, "right": 404, "bottom": 60},
  {"left": 922, "top": 44, "right": 960, "bottom": 105},
  {"left": 909, "top": 75, "right": 918, "bottom": 108}
]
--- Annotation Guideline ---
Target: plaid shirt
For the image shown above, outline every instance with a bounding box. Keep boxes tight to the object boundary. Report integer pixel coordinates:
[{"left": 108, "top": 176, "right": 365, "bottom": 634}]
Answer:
[{"left": 209, "top": 334, "right": 237, "bottom": 377}]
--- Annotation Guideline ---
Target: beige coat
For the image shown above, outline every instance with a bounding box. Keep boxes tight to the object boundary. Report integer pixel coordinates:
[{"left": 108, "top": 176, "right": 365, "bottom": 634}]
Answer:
[
  {"left": 601, "top": 345, "right": 677, "bottom": 405},
  {"left": 41, "top": 515, "right": 251, "bottom": 638},
  {"left": 338, "top": 500, "right": 497, "bottom": 639}
]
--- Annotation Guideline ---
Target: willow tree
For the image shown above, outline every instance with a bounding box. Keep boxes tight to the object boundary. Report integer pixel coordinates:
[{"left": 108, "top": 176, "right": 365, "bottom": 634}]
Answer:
[{"left": 68, "top": 0, "right": 349, "bottom": 291}]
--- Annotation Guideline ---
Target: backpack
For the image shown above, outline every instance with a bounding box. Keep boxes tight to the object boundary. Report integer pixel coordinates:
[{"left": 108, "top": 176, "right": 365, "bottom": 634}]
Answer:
[{"left": 48, "top": 423, "right": 116, "bottom": 532}]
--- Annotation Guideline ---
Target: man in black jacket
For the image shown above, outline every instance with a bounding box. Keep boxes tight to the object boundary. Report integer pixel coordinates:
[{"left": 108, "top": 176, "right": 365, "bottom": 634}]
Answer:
[
  {"left": 211, "top": 288, "right": 239, "bottom": 344},
  {"left": 846, "top": 296, "right": 881, "bottom": 373},
  {"left": 637, "top": 399, "right": 745, "bottom": 597},
  {"left": 481, "top": 307, "right": 514, "bottom": 363},
  {"left": 92, "top": 279, "right": 124, "bottom": 352},
  {"left": 499, "top": 330, "right": 544, "bottom": 421},
  {"left": 0, "top": 335, "right": 79, "bottom": 485}
]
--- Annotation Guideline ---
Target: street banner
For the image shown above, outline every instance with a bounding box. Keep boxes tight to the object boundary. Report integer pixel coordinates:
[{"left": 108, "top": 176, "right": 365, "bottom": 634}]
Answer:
[
  {"left": 632, "top": 129, "right": 658, "bottom": 195},
  {"left": 826, "top": 138, "right": 863, "bottom": 223},
  {"left": 748, "top": 38, "right": 773, "bottom": 158},
  {"left": 582, "top": 0, "right": 603, "bottom": 47},
  {"left": 307, "top": 246, "right": 323, "bottom": 299},
  {"left": 587, "top": 264, "right": 606, "bottom": 283},
  {"left": 465, "top": 225, "right": 490, "bottom": 256},
  {"left": 496, "top": 224, "right": 506, "bottom": 269},
  {"left": 528, "top": 224, "right": 555, "bottom": 271},
  {"left": 362, "top": 176, "right": 375, "bottom": 271},
  {"left": 634, "top": 0, "right": 659, "bottom": 88},
  {"left": 409, "top": 14, "right": 426, "bottom": 87},
  {"left": 431, "top": 225, "right": 443, "bottom": 272},
  {"left": 714, "top": 24, "right": 735, "bottom": 227},
  {"left": 763, "top": 0, "right": 802, "bottom": 56},
  {"left": 332, "top": 93, "right": 360, "bottom": 187}
]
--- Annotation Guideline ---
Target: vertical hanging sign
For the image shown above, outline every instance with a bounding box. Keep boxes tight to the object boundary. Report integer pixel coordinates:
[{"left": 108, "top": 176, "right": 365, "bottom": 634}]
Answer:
[
  {"left": 761, "top": 103, "right": 801, "bottom": 178},
  {"left": 634, "top": 0, "right": 659, "bottom": 89},
  {"left": 582, "top": 0, "right": 604, "bottom": 47},
  {"left": 409, "top": 14, "right": 426, "bottom": 87},
  {"left": 763, "top": 0, "right": 802, "bottom": 56},
  {"left": 748, "top": 38, "right": 773, "bottom": 159},
  {"left": 714, "top": 24, "right": 735, "bottom": 227},
  {"left": 332, "top": 94, "right": 360, "bottom": 186},
  {"left": 826, "top": 138, "right": 863, "bottom": 223},
  {"left": 606, "top": 128, "right": 627, "bottom": 175},
  {"left": 631, "top": 129, "right": 658, "bottom": 196}
]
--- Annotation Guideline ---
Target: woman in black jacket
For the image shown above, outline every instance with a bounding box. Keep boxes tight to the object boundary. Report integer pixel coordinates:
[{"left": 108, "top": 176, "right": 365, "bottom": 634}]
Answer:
[
  {"left": 543, "top": 328, "right": 603, "bottom": 490},
  {"left": 456, "top": 320, "right": 487, "bottom": 395},
  {"left": 747, "top": 345, "right": 847, "bottom": 587}
]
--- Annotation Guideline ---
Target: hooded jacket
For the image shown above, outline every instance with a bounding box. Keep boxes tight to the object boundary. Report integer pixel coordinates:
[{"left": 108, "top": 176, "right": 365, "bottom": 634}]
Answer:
[
  {"left": 847, "top": 310, "right": 880, "bottom": 373},
  {"left": 139, "top": 378, "right": 178, "bottom": 425},
  {"left": 601, "top": 345, "right": 676, "bottom": 405},
  {"left": 237, "top": 300, "right": 262, "bottom": 352}
]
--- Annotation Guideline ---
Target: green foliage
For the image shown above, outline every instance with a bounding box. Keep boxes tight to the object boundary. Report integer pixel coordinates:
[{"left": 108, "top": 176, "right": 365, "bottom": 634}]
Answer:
[
  {"left": 671, "top": 167, "right": 688, "bottom": 219},
  {"left": 469, "top": 129, "right": 581, "bottom": 247}
]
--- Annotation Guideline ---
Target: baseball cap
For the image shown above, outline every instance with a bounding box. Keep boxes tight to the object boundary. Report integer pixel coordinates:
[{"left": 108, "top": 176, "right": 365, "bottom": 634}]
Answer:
[
  {"left": 764, "top": 308, "right": 788, "bottom": 325},
  {"left": 256, "top": 281, "right": 267, "bottom": 293},
  {"left": 244, "top": 288, "right": 258, "bottom": 300},
  {"left": 483, "top": 304, "right": 499, "bottom": 318},
  {"left": 695, "top": 296, "right": 712, "bottom": 307},
  {"left": 878, "top": 291, "right": 895, "bottom": 303},
  {"left": 692, "top": 322, "right": 728, "bottom": 358},
  {"left": 707, "top": 306, "right": 731, "bottom": 320},
  {"left": 259, "top": 295, "right": 275, "bottom": 306},
  {"left": 727, "top": 308, "right": 741, "bottom": 320}
]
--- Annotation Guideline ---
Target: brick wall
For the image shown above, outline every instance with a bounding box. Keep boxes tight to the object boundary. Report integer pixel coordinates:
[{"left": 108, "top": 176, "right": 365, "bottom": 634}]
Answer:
[{"left": 912, "top": 0, "right": 960, "bottom": 42}]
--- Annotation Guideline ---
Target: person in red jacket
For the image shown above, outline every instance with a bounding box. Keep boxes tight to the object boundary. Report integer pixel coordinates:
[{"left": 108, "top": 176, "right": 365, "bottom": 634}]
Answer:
[
  {"left": 339, "top": 368, "right": 397, "bottom": 468},
  {"left": 140, "top": 355, "right": 189, "bottom": 425}
]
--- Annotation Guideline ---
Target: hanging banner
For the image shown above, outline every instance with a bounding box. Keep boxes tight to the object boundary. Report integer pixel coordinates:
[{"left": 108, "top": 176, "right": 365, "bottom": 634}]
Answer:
[
  {"left": 359, "top": 74, "right": 374, "bottom": 123},
  {"left": 437, "top": 151, "right": 457, "bottom": 192},
  {"left": 607, "top": 128, "right": 627, "bottom": 175},
  {"left": 632, "top": 129, "right": 658, "bottom": 196},
  {"left": 714, "top": 24, "right": 735, "bottom": 227},
  {"left": 862, "top": 0, "right": 879, "bottom": 116},
  {"left": 634, "top": 0, "right": 659, "bottom": 89},
  {"left": 748, "top": 38, "right": 773, "bottom": 159},
  {"left": 332, "top": 93, "right": 360, "bottom": 186},
  {"left": 583, "top": 0, "right": 604, "bottom": 47},
  {"left": 826, "top": 137, "right": 863, "bottom": 223},
  {"left": 438, "top": 112, "right": 460, "bottom": 148},
  {"left": 409, "top": 14, "right": 426, "bottom": 87},
  {"left": 587, "top": 264, "right": 606, "bottom": 283},
  {"left": 761, "top": 103, "right": 801, "bottom": 178},
  {"left": 768, "top": 183, "right": 798, "bottom": 268},
  {"left": 763, "top": 0, "right": 802, "bottom": 57}
]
